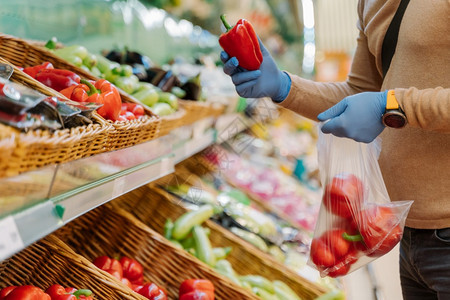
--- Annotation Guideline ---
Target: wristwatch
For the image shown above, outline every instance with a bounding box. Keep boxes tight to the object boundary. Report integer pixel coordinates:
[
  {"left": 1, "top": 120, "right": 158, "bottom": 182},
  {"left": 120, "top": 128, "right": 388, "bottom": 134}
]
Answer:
[{"left": 382, "top": 90, "right": 407, "bottom": 128}]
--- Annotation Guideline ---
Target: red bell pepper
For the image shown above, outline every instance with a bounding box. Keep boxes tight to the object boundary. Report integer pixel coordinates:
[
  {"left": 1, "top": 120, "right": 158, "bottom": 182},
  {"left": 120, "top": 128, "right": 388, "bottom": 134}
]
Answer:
[
  {"left": 218, "top": 14, "right": 263, "bottom": 71},
  {"left": 323, "top": 173, "right": 365, "bottom": 218},
  {"left": 35, "top": 69, "right": 81, "bottom": 92},
  {"left": 326, "top": 245, "right": 360, "bottom": 277},
  {"left": 134, "top": 283, "right": 167, "bottom": 300},
  {"left": 60, "top": 85, "right": 77, "bottom": 100},
  {"left": 355, "top": 205, "right": 403, "bottom": 257},
  {"left": 71, "top": 84, "right": 90, "bottom": 103},
  {"left": 310, "top": 228, "right": 363, "bottom": 277},
  {"left": 77, "top": 79, "right": 122, "bottom": 121},
  {"left": 0, "top": 287, "right": 17, "bottom": 299},
  {"left": 179, "top": 279, "right": 214, "bottom": 300},
  {"left": 0, "top": 286, "right": 50, "bottom": 300},
  {"left": 23, "top": 62, "right": 54, "bottom": 78},
  {"left": 101, "top": 265, "right": 133, "bottom": 289},
  {"left": 93, "top": 256, "right": 123, "bottom": 278},
  {"left": 179, "top": 290, "right": 212, "bottom": 300},
  {"left": 105, "top": 269, "right": 123, "bottom": 280},
  {"left": 119, "top": 110, "right": 137, "bottom": 121},
  {"left": 119, "top": 257, "right": 144, "bottom": 284},
  {"left": 121, "top": 278, "right": 133, "bottom": 289},
  {"left": 130, "top": 275, "right": 144, "bottom": 287},
  {"left": 310, "top": 238, "right": 336, "bottom": 268},
  {"left": 45, "top": 285, "right": 93, "bottom": 300},
  {"left": 121, "top": 103, "right": 144, "bottom": 117}
]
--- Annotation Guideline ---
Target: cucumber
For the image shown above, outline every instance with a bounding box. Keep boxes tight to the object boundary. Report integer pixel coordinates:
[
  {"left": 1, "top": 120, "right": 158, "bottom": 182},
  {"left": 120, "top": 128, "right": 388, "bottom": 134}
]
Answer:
[
  {"left": 54, "top": 45, "right": 88, "bottom": 60},
  {"left": 172, "top": 205, "right": 214, "bottom": 240},
  {"left": 193, "top": 225, "right": 216, "bottom": 267},
  {"left": 314, "top": 290, "right": 346, "bottom": 300},
  {"left": 268, "top": 245, "right": 286, "bottom": 263},
  {"left": 168, "top": 239, "right": 183, "bottom": 249},
  {"left": 273, "top": 280, "right": 301, "bottom": 300},
  {"left": 230, "top": 227, "right": 269, "bottom": 252},
  {"left": 164, "top": 219, "right": 174, "bottom": 239},
  {"left": 252, "top": 287, "right": 279, "bottom": 300},
  {"left": 214, "top": 268, "right": 242, "bottom": 286},
  {"left": 213, "top": 247, "right": 232, "bottom": 260},
  {"left": 239, "top": 275, "right": 275, "bottom": 294},
  {"left": 214, "top": 259, "right": 236, "bottom": 275}
]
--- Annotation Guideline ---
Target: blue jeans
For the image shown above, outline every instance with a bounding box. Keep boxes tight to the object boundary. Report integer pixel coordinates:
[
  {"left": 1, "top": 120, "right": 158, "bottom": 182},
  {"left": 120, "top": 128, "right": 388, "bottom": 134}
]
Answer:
[{"left": 400, "top": 227, "right": 450, "bottom": 300}]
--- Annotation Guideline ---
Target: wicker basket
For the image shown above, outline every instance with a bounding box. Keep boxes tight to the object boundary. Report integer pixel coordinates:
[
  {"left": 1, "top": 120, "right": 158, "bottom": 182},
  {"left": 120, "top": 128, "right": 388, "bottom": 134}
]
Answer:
[
  {"left": 112, "top": 186, "right": 327, "bottom": 300},
  {"left": 178, "top": 100, "right": 212, "bottom": 126},
  {"left": 0, "top": 34, "right": 161, "bottom": 151},
  {"left": 157, "top": 104, "right": 187, "bottom": 138},
  {"left": 0, "top": 56, "right": 111, "bottom": 176},
  {"left": 0, "top": 124, "right": 17, "bottom": 177},
  {"left": 0, "top": 235, "right": 147, "bottom": 300},
  {"left": 54, "top": 204, "right": 259, "bottom": 300},
  {"left": 208, "top": 102, "right": 226, "bottom": 118}
]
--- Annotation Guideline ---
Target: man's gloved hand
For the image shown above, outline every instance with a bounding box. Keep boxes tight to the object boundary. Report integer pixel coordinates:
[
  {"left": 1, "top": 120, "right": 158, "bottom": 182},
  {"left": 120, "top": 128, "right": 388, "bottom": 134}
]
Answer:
[
  {"left": 317, "top": 91, "right": 388, "bottom": 143},
  {"left": 220, "top": 39, "right": 291, "bottom": 102}
]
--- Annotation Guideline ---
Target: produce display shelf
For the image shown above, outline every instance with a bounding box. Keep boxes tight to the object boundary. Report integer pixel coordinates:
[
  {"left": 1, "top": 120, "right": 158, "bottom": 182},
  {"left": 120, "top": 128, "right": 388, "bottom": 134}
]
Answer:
[
  {"left": 173, "top": 128, "right": 216, "bottom": 164},
  {"left": 0, "top": 115, "right": 248, "bottom": 262}
]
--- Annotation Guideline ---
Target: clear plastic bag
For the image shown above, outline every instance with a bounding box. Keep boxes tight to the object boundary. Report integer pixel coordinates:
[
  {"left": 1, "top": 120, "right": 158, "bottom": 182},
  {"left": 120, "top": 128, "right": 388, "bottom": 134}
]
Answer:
[{"left": 308, "top": 125, "right": 413, "bottom": 277}]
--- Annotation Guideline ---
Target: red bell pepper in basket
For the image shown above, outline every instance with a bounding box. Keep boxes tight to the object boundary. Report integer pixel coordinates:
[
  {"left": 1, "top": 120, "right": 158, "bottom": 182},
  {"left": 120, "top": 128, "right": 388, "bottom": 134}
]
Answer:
[
  {"left": 23, "top": 62, "right": 54, "bottom": 78},
  {"left": 45, "top": 284, "right": 93, "bottom": 300},
  {"left": 179, "top": 279, "right": 214, "bottom": 300},
  {"left": 35, "top": 68, "right": 81, "bottom": 92},
  {"left": 218, "top": 14, "right": 263, "bottom": 71},
  {"left": 63, "top": 79, "right": 122, "bottom": 121},
  {"left": 119, "top": 256, "right": 144, "bottom": 285},
  {"left": 134, "top": 283, "right": 167, "bottom": 300},
  {"left": 179, "top": 291, "right": 212, "bottom": 300},
  {"left": 93, "top": 255, "right": 123, "bottom": 278},
  {"left": 0, "top": 287, "right": 17, "bottom": 299},
  {"left": 0, "top": 285, "right": 51, "bottom": 300}
]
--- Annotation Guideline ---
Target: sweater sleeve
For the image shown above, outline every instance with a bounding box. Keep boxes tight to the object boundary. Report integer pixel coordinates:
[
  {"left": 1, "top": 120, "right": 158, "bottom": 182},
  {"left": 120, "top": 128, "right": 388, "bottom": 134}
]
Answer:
[
  {"left": 396, "top": 87, "right": 450, "bottom": 132},
  {"left": 279, "top": 1, "right": 383, "bottom": 121}
]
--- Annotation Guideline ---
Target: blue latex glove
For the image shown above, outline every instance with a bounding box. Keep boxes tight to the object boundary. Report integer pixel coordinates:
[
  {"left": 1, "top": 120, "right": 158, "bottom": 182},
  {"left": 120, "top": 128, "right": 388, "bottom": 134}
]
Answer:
[
  {"left": 220, "top": 40, "right": 291, "bottom": 102},
  {"left": 317, "top": 91, "right": 388, "bottom": 143}
]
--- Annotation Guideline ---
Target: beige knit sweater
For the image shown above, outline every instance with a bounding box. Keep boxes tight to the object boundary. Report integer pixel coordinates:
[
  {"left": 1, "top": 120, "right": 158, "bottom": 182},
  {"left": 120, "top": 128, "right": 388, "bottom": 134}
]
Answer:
[{"left": 280, "top": 0, "right": 450, "bottom": 228}]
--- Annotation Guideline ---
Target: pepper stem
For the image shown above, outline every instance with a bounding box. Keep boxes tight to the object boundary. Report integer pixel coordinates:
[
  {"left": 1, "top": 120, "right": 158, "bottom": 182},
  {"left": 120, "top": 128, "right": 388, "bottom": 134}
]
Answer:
[
  {"left": 80, "top": 79, "right": 98, "bottom": 96},
  {"left": 45, "top": 37, "right": 57, "bottom": 50},
  {"left": 220, "top": 14, "right": 232, "bottom": 31},
  {"left": 342, "top": 232, "right": 363, "bottom": 242},
  {"left": 72, "top": 289, "right": 93, "bottom": 299}
]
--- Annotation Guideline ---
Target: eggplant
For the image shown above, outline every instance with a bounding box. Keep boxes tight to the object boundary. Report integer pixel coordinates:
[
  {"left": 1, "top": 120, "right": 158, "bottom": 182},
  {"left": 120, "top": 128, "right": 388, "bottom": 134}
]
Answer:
[
  {"left": 180, "top": 73, "right": 201, "bottom": 100},
  {"left": 104, "top": 50, "right": 124, "bottom": 64},
  {"left": 124, "top": 50, "right": 153, "bottom": 69},
  {"left": 131, "top": 64, "right": 148, "bottom": 81}
]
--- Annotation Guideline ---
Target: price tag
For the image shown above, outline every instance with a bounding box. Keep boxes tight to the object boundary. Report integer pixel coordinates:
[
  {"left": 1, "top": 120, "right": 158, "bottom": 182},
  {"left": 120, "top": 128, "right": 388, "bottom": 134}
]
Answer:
[
  {"left": 0, "top": 216, "right": 24, "bottom": 260},
  {"left": 112, "top": 177, "right": 126, "bottom": 198}
]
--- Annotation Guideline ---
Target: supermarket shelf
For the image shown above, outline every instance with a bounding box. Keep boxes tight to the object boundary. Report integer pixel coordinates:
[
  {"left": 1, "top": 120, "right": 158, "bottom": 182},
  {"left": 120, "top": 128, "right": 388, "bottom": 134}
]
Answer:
[
  {"left": 174, "top": 128, "right": 216, "bottom": 164},
  {"left": 0, "top": 115, "right": 249, "bottom": 261},
  {"left": 216, "top": 113, "right": 249, "bottom": 143},
  {"left": 54, "top": 155, "right": 175, "bottom": 223}
]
